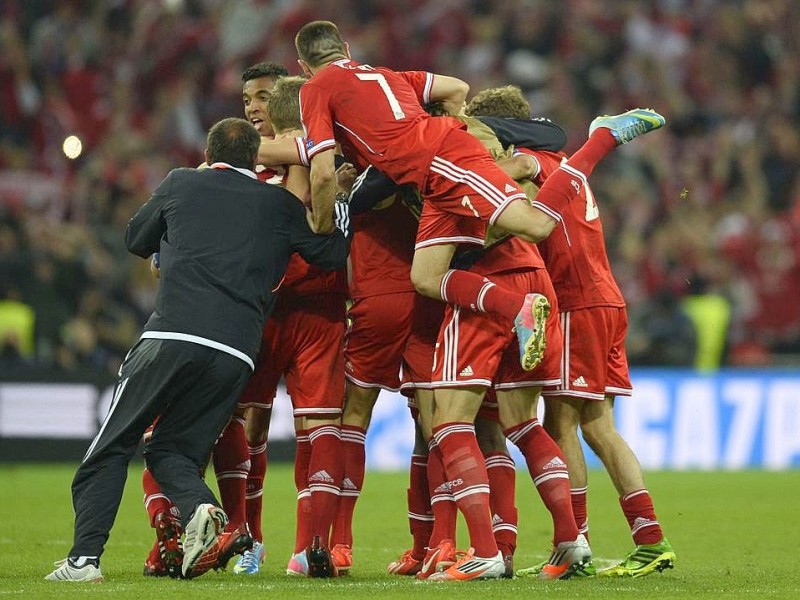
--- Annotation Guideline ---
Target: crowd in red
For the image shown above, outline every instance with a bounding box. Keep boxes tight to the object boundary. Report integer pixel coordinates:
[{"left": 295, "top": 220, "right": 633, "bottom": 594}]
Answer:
[{"left": 1, "top": 0, "right": 798, "bottom": 373}]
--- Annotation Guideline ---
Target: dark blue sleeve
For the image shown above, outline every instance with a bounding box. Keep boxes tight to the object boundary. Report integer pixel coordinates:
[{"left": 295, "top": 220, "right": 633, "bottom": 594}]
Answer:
[
  {"left": 478, "top": 116, "right": 567, "bottom": 152},
  {"left": 346, "top": 166, "right": 401, "bottom": 215}
]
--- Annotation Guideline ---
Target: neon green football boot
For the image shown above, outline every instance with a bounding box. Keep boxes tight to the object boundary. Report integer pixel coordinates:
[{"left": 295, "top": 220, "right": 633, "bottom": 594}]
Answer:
[{"left": 598, "top": 538, "right": 676, "bottom": 578}]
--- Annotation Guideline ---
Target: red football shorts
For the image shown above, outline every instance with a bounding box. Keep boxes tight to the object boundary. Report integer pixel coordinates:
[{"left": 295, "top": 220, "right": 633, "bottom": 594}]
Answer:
[
  {"left": 344, "top": 291, "right": 416, "bottom": 391},
  {"left": 237, "top": 293, "right": 346, "bottom": 418},
  {"left": 431, "top": 269, "right": 562, "bottom": 389},
  {"left": 415, "top": 130, "right": 528, "bottom": 250},
  {"left": 541, "top": 306, "right": 632, "bottom": 401},
  {"left": 400, "top": 295, "right": 445, "bottom": 397}
]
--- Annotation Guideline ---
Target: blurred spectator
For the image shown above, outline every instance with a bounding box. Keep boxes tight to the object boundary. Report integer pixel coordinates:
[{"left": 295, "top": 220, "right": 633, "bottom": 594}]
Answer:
[
  {"left": 0, "top": 0, "right": 798, "bottom": 372},
  {"left": 0, "top": 296, "right": 35, "bottom": 361},
  {"left": 681, "top": 277, "right": 732, "bottom": 372},
  {"left": 628, "top": 289, "right": 697, "bottom": 367}
]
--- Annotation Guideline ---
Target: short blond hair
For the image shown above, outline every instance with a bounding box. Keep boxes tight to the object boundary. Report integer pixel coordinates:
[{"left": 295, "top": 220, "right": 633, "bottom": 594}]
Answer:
[
  {"left": 466, "top": 85, "right": 530, "bottom": 119},
  {"left": 267, "top": 76, "right": 306, "bottom": 134}
]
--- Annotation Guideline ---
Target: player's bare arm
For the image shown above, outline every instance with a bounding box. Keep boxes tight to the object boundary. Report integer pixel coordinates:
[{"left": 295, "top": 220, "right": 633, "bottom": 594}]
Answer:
[
  {"left": 308, "top": 147, "right": 337, "bottom": 233},
  {"left": 428, "top": 74, "right": 469, "bottom": 117},
  {"left": 258, "top": 136, "right": 304, "bottom": 167},
  {"left": 497, "top": 153, "right": 537, "bottom": 181},
  {"left": 275, "top": 129, "right": 311, "bottom": 203}
]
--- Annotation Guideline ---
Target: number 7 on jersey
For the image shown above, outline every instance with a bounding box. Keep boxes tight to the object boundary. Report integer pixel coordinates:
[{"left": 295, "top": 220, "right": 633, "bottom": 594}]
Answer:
[{"left": 355, "top": 73, "right": 406, "bottom": 120}]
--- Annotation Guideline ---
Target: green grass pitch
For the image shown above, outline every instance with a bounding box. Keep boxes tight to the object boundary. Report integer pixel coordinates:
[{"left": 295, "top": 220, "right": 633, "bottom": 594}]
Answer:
[{"left": 0, "top": 463, "right": 796, "bottom": 599}]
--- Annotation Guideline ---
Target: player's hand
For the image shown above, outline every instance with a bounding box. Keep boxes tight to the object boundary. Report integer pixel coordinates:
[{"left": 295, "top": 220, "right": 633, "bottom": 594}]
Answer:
[{"left": 335, "top": 162, "right": 357, "bottom": 194}]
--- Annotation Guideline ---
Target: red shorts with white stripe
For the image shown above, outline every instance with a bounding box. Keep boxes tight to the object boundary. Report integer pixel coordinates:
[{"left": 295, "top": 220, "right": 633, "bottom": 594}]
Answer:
[
  {"left": 431, "top": 269, "right": 562, "bottom": 389},
  {"left": 399, "top": 295, "right": 446, "bottom": 397},
  {"left": 541, "top": 306, "right": 632, "bottom": 401},
  {"left": 344, "top": 292, "right": 417, "bottom": 392},
  {"left": 415, "top": 130, "right": 528, "bottom": 249},
  {"left": 237, "top": 293, "right": 346, "bottom": 418}
]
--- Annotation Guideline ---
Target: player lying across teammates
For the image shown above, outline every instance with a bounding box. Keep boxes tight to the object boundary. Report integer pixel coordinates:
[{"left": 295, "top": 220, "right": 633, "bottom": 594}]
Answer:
[{"left": 47, "top": 17, "right": 675, "bottom": 584}]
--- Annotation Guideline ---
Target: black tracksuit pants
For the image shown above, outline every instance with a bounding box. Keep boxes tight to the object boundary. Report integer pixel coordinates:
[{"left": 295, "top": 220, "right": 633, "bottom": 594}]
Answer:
[{"left": 68, "top": 337, "right": 251, "bottom": 558}]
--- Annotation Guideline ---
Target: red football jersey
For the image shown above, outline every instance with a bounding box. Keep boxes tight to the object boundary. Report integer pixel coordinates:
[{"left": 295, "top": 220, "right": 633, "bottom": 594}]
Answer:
[
  {"left": 522, "top": 149, "right": 625, "bottom": 311},
  {"left": 299, "top": 59, "right": 464, "bottom": 187},
  {"left": 349, "top": 196, "right": 418, "bottom": 299},
  {"left": 258, "top": 162, "right": 346, "bottom": 297},
  {"left": 468, "top": 234, "right": 545, "bottom": 276}
]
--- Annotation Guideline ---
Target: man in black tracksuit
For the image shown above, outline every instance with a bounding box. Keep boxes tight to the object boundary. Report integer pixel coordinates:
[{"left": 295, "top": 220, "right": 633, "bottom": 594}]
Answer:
[{"left": 47, "top": 117, "right": 350, "bottom": 582}]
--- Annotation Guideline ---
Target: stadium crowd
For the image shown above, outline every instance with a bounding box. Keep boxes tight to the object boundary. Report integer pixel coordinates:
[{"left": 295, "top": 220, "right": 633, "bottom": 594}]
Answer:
[{"left": 1, "top": 0, "right": 799, "bottom": 377}]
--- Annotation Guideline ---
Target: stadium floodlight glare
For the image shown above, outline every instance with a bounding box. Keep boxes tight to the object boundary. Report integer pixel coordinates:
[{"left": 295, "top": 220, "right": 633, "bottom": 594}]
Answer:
[{"left": 62, "top": 135, "right": 83, "bottom": 159}]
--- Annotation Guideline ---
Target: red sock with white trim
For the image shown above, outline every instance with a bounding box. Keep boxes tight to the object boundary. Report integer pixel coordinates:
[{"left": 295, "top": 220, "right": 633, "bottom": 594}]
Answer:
[
  {"left": 504, "top": 418, "right": 578, "bottom": 544},
  {"left": 142, "top": 468, "right": 175, "bottom": 526},
  {"left": 485, "top": 451, "right": 518, "bottom": 557},
  {"left": 294, "top": 431, "right": 312, "bottom": 553},
  {"left": 433, "top": 423, "right": 498, "bottom": 558},
  {"left": 427, "top": 442, "right": 457, "bottom": 547},
  {"left": 441, "top": 270, "right": 525, "bottom": 321},
  {"left": 212, "top": 417, "right": 249, "bottom": 532},
  {"left": 246, "top": 441, "right": 267, "bottom": 542},
  {"left": 307, "top": 424, "right": 343, "bottom": 548},
  {"left": 620, "top": 489, "right": 664, "bottom": 545},
  {"left": 565, "top": 128, "right": 616, "bottom": 177},
  {"left": 331, "top": 425, "right": 366, "bottom": 548},
  {"left": 408, "top": 454, "right": 433, "bottom": 559},
  {"left": 571, "top": 486, "right": 589, "bottom": 541}
]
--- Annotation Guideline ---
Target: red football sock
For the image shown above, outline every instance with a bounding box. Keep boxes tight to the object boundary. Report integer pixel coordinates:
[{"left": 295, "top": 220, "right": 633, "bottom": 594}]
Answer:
[
  {"left": 485, "top": 451, "right": 518, "bottom": 557},
  {"left": 532, "top": 164, "right": 586, "bottom": 221},
  {"left": 433, "top": 423, "right": 498, "bottom": 558},
  {"left": 571, "top": 486, "right": 589, "bottom": 540},
  {"left": 246, "top": 441, "right": 267, "bottom": 543},
  {"left": 145, "top": 539, "right": 161, "bottom": 569},
  {"left": 331, "top": 425, "right": 366, "bottom": 548},
  {"left": 565, "top": 127, "right": 616, "bottom": 177},
  {"left": 212, "top": 417, "right": 249, "bottom": 532},
  {"left": 505, "top": 418, "right": 578, "bottom": 545},
  {"left": 620, "top": 489, "right": 664, "bottom": 545},
  {"left": 307, "top": 424, "right": 343, "bottom": 548},
  {"left": 409, "top": 454, "right": 433, "bottom": 559},
  {"left": 440, "top": 269, "right": 525, "bottom": 321},
  {"left": 427, "top": 442, "right": 457, "bottom": 547},
  {"left": 294, "top": 431, "right": 312, "bottom": 553},
  {"left": 142, "top": 468, "right": 174, "bottom": 527}
]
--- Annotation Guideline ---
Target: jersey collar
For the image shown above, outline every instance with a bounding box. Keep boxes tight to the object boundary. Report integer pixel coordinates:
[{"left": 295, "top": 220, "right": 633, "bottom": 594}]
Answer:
[{"left": 208, "top": 162, "right": 258, "bottom": 180}]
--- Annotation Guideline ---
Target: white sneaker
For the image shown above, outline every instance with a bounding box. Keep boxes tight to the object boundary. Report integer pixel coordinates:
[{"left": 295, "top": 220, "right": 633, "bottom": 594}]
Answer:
[
  {"left": 45, "top": 557, "right": 104, "bottom": 582},
  {"left": 181, "top": 503, "right": 228, "bottom": 579},
  {"left": 427, "top": 548, "right": 505, "bottom": 581},
  {"left": 539, "top": 533, "right": 592, "bottom": 580}
]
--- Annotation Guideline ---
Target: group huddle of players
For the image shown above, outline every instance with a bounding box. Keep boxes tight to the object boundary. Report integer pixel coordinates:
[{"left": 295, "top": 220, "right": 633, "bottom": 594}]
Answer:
[{"left": 139, "top": 20, "right": 675, "bottom": 583}]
